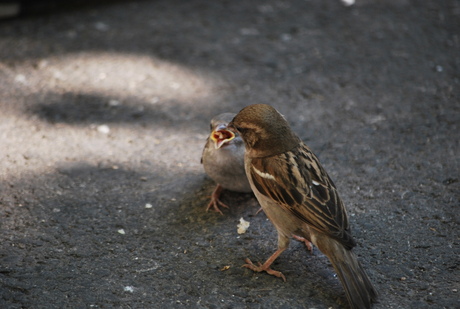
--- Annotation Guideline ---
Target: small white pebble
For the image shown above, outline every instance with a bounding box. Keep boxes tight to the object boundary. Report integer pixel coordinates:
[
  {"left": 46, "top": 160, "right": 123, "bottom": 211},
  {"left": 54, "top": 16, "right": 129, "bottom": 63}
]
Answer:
[
  {"left": 341, "top": 0, "right": 355, "bottom": 6},
  {"left": 150, "top": 97, "right": 160, "bottom": 104},
  {"left": 52, "top": 71, "right": 66, "bottom": 81},
  {"left": 94, "top": 22, "right": 109, "bottom": 31},
  {"left": 145, "top": 203, "right": 153, "bottom": 209},
  {"left": 237, "top": 217, "right": 250, "bottom": 234},
  {"left": 118, "top": 229, "right": 126, "bottom": 235},
  {"left": 14, "top": 74, "right": 27, "bottom": 84},
  {"left": 123, "top": 286, "right": 134, "bottom": 293},
  {"left": 97, "top": 124, "right": 110, "bottom": 134},
  {"left": 37, "top": 59, "right": 49, "bottom": 69},
  {"left": 281, "top": 33, "right": 292, "bottom": 41},
  {"left": 108, "top": 99, "right": 120, "bottom": 106}
]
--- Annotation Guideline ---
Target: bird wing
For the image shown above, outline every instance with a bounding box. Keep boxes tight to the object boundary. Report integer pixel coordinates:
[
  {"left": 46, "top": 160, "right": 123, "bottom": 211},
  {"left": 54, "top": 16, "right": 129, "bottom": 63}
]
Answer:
[{"left": 249, "top": 143, "right": 355, "bottom": 249}]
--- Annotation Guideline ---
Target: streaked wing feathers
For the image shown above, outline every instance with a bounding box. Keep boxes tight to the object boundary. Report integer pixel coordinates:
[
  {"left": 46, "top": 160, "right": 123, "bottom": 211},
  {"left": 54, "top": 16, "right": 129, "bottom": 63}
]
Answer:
[{"left": 250, "top": 144, "right": 355, "bottom": 249}]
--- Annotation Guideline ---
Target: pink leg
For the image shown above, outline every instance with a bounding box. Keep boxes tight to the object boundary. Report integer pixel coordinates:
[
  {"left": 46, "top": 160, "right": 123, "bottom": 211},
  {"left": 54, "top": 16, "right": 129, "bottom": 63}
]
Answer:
[
  {"left": 242, "top": 247, "right": 287, "bottom": 282},
  {"left": 206, "top": 184, "right": 230, "bottom": 215},
  {"left": 292, "top": 234, "right": 313, "bottom": 253}
]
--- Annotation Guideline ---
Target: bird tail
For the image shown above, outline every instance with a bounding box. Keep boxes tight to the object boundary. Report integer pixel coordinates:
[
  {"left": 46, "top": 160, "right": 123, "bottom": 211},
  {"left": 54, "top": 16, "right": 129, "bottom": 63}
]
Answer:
[{"left": 317, "top": 237, "right": 378, "bottom": 309}]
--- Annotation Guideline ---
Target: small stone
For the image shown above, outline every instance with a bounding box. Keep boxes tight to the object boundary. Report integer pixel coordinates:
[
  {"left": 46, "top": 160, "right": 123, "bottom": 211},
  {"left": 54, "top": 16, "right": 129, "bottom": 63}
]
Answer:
[
  {"left": 281, "top": 33, "right": 292, "bottom": 41},
  {"left": 341, "top": 0, "right": 355, "bottom": 6},
  {"left": 97, "top": 125, "right": 110, "bottom": 134},
  {"left": 108, "top": 99, "right": 120, "bottom": 106},
  {"left": 123, "top": 286, "right": 134, "bottom": 293},
  {"left": 150, "top": 97, "right": 160, "bottom": 104},
  {"left": 15, "top": 74, "right": 27, "bottom": 84},
  {"left": 94, "top": 22, "right": 109, "bottom": 31},
  {"left": 37, "top": 60, "right": 49, "bottom": 69}
]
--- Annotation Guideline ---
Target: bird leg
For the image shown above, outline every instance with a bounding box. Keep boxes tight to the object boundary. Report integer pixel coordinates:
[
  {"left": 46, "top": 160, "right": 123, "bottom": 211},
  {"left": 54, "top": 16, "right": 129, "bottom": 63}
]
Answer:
[
  {"left": 292, "top": 234, "right": 313, "bottom": 253},
  {"left": 255, "top": 207, "right": 264, "bottom": 215},
  {"left": 206, "top": 184, "right": 229, "bottom": 215},
  {"left": 242, "top": 248, "right": 287, "bottom": 282}
]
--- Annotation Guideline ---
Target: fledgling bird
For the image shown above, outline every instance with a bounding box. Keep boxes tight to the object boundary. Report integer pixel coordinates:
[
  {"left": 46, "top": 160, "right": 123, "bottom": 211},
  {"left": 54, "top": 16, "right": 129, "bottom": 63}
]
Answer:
[
  {"left": 201, "top": 113, "right": 252, "bottom": 214},
  {"left": 229, "top": 104, "right": 378, "bottom": 309}
]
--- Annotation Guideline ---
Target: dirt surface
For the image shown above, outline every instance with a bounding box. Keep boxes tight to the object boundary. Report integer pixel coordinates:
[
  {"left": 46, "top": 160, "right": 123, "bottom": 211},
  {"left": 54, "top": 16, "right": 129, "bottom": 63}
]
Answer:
[{"left": 0, "top": 0, "right": 459, "bottom": 308}]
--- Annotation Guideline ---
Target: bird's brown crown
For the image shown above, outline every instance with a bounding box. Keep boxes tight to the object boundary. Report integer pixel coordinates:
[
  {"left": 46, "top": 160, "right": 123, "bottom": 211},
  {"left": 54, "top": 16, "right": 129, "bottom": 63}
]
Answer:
[{"left": 230, "top": 104, "right": 300, "bottom": 157}]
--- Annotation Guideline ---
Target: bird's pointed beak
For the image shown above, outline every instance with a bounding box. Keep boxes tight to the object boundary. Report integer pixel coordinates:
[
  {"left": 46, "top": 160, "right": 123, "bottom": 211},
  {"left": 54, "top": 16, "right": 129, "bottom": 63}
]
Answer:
[{"left": 210, "top": 125, "right": 236, "bottom": 149}]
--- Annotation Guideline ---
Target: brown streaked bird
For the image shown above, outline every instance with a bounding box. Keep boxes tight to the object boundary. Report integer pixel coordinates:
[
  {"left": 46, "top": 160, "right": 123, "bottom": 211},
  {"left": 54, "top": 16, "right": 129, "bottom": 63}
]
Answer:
[
  {"left": 229, "top": 104, "right": 377, "bottom": 309},
  {"left": 201, "top": 113, "right": 252, "bottom": 214}
]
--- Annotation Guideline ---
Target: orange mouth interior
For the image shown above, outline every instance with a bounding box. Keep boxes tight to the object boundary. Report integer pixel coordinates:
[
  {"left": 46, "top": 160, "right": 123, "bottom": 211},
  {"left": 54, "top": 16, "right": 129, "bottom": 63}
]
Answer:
[{"left": 211, "top": 129, "right": 235, "bottom": 149}]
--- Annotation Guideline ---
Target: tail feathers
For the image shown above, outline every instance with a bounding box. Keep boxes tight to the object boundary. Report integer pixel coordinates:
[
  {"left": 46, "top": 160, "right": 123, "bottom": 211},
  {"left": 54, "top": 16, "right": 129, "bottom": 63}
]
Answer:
[
  {"left": 317, "top": 238, "right": 378, "bottom": 309},
  {"left": 333, "top": 251, "right": 378, "bottom": 309}
]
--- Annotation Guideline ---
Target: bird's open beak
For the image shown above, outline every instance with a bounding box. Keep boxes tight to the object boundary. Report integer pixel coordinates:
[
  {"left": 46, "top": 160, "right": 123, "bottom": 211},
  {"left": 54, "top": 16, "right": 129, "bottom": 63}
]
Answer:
[{"left": 210, "top": 126, "right": 235, "bottom": 149}]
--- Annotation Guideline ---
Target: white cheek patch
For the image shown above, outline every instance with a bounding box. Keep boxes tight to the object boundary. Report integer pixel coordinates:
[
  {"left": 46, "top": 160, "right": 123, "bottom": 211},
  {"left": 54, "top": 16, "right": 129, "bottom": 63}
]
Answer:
[
  {"left": 312, "top": 180, "right": 320, "bottom": 186},
  {"left": 252, "top": 166, "right": 276, "bottom": 180}
]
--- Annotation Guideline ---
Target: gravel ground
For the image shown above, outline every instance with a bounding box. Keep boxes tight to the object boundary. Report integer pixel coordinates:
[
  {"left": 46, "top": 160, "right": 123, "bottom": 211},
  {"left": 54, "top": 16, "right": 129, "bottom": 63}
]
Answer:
[{"left": 0, "top": 0, "right": 459, "bottom": 308}]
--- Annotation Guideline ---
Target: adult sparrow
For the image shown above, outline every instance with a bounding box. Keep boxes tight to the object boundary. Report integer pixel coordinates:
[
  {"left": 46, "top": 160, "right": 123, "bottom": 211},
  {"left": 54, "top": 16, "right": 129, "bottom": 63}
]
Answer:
[
  {"left": 229, "top": 104, "right": 377, "bottom": 309},
  {"left": 201, "top": 113, "right": 252, "bottom": 214}
]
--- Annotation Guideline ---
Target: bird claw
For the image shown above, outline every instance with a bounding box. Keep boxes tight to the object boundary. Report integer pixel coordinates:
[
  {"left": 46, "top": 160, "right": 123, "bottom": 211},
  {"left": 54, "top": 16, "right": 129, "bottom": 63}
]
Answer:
[
  {"left": 242, "top": 258, "right": 286, "bottom": 282},
  {"left": 206, "top": 198, "right": 229, "bottom": 215},
  {"left": 292, "top": 234, "right": 314, "bottom": 254},
  {"left": 206, "top": 185, "right": 230, "bottom": 215}
]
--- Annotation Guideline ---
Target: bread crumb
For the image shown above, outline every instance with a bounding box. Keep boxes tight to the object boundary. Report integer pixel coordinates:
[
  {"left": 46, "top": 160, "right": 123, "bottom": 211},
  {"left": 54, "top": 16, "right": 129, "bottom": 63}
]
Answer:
[{"left": 237, "top": 217, "right": 250, "bottom": 234}]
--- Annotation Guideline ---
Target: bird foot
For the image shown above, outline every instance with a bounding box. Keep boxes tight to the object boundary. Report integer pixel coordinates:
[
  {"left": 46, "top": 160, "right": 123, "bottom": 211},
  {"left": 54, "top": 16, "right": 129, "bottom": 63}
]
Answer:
[
  {"left": 206, "top": 198, "right": 229, "bottom": 215},
  {"left": 292, "top": 235, "right": 314, "bottom": 253},
  {"left": 242, "top": 258, "right": 286, "bottom": 282},
  {"left": 206, "top": 185, "right": 229, "bottom": 215}
]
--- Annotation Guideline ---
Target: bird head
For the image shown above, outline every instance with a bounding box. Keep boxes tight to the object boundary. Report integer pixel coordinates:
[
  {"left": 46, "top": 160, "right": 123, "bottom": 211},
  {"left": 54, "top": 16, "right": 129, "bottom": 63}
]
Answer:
[
  {"left": 209, "top": 113, "right": 238, "bottom": 149},
  {"left": 229, "top": 104, "right": 299, "bottom": 157}
]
